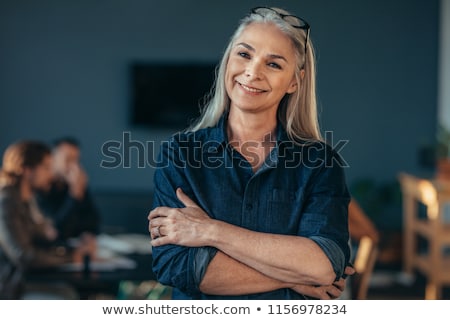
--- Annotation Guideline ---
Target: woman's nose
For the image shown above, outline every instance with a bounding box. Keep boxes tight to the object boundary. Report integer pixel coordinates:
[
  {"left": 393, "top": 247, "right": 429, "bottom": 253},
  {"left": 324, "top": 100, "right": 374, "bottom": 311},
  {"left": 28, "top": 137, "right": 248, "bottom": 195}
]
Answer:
[{"left": 245, "top": 60, "right": 263, "bottom": 79}]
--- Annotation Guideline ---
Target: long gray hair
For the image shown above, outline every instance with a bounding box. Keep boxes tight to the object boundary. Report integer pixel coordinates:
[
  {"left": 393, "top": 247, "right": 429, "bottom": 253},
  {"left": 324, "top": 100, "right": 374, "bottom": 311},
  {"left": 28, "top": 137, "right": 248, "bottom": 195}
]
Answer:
[{"left": 188, "top": 7, "right": 322, "bottom": 143}]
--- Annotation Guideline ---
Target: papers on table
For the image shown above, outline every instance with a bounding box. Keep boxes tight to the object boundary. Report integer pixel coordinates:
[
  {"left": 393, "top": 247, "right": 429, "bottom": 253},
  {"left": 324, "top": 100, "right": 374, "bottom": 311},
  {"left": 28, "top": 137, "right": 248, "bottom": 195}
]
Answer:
[
  {"left": 59, "top": 255, "right": 137, "bottom": 272},
  {"left": 61, "top": 233, "right": 152, "bottom": 272},
  {"left": 97, "top": 233, "right": 152, "bottom": 255}
]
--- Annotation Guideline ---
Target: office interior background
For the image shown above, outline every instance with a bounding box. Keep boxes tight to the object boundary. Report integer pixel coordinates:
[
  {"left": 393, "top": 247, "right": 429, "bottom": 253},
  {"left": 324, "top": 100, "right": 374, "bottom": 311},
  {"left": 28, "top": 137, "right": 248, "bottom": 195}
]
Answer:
[{"left": 0, "top": 0, "right": 448, "bottom": 298}]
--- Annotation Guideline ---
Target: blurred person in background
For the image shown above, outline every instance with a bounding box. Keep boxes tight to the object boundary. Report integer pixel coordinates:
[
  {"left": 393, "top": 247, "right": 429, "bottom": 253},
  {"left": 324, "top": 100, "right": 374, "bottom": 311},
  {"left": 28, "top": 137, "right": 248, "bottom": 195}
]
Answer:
[
  {"left": 36, "top": 137, "right": 100, "bottom": 242},
  {"left": 0, "top": 140, "right": 94, "bottom": 299}
]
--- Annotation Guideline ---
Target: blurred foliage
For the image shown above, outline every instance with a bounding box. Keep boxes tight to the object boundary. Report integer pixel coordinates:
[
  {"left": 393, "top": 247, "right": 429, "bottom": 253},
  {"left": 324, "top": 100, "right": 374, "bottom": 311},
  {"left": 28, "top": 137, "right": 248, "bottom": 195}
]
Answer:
[
  {"left": 117, "top": 280, "right": 172, "bottom": 300},
  {"left": 436, "top": 123, "right": 450, "bottom": 159}
]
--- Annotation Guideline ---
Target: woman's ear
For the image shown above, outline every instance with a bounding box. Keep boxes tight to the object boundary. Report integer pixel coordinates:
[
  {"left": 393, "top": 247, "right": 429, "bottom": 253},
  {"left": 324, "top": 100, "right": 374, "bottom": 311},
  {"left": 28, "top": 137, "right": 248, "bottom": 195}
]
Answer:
[
  {"left": 300, "top": 69, "right": 305, "bottom": 80},
  {"left": 287, "top": 81, "right": 298, "bottom": 94},
  {"left": 286, "top": 69, "right": 304, "bottom": 94}
]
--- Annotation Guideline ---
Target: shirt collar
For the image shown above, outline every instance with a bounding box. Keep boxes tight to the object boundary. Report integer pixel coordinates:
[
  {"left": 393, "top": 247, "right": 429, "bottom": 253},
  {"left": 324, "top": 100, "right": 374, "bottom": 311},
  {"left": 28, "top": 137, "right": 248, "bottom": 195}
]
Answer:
[{"left": 206, "top": 112, "right": 291, "bottom": 150}]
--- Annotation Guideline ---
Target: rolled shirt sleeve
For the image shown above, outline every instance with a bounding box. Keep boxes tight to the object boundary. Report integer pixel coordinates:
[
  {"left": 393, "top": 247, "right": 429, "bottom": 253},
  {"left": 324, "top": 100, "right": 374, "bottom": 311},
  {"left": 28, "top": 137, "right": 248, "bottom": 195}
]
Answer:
[{"left": 151, "top": 138, "right": 218, "bottom": 297}]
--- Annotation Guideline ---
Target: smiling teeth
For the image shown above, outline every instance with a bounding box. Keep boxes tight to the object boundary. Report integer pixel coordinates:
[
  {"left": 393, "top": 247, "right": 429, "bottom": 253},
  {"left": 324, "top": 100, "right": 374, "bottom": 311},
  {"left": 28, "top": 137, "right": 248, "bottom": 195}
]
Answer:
[{"left": 241, "top": 83, "right": 263, "bottom": 93}]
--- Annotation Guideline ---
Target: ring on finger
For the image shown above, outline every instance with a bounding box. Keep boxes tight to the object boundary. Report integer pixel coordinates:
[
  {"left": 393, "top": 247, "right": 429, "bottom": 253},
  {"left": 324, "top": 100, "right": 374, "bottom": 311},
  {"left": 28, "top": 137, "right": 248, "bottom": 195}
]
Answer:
[{"left": 153, "top": 226, "right": 160, "bottom": 238}]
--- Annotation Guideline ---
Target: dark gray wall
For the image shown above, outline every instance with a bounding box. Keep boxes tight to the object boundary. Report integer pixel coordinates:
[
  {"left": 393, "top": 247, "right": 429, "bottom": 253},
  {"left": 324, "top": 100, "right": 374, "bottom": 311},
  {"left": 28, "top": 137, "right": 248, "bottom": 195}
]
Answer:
[{"left": 0, "top": 0, "right": 439, "bottom": 196}]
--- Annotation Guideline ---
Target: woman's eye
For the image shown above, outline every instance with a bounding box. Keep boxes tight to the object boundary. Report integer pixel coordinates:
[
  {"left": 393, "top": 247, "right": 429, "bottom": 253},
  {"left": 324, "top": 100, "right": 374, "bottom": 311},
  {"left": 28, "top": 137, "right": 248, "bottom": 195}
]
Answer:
[
  {"left": 268, "top": 62, "right": 282, "bottom": 69},
  {"left": 238, "top": 51, "right": 251, "bottom": 59}
]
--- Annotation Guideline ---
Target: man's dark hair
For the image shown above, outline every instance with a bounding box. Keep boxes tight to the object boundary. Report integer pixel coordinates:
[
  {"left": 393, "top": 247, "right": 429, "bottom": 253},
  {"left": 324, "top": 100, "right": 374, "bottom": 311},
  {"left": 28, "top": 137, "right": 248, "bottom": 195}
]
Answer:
[{"left": 52, "top": 136, "right": 80, "bottom": 149}]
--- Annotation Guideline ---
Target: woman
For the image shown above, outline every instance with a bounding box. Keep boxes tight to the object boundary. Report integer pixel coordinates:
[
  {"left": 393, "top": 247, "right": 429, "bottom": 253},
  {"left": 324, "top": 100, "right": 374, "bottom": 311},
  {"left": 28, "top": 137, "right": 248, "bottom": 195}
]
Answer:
[
  {"left": 149, "top": 6, "right": 353, "bottom": 299},
  {"left": 0, "top": 140, "right": 94, "bottom": 299}
]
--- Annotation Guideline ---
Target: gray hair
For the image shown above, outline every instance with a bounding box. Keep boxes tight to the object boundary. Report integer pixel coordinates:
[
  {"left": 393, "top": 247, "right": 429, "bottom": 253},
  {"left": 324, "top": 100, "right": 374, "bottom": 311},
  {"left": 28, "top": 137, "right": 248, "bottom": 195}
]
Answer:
[{"left": 188, "top": 7, "right": 322, "bottom": 143}]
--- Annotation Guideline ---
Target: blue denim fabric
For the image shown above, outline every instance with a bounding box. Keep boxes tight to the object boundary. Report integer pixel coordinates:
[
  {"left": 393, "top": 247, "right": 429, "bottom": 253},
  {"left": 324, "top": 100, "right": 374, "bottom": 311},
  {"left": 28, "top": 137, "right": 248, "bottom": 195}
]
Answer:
[{"left": 151, "top": 114, "right": 351, "bottom": 299}]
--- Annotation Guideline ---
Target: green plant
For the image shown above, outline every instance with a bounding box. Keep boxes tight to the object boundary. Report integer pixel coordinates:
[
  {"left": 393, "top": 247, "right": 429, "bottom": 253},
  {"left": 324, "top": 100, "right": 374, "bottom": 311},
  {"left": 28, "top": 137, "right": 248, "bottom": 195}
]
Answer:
[{"left": 436, "top": 123, "right": 450, "bottom": 159}]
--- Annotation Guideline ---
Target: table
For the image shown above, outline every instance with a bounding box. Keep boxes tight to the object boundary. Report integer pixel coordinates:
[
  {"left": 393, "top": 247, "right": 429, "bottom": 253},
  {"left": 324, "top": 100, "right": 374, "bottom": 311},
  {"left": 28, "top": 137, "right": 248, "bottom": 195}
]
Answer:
[{"left": 27, "top": 253, "right": 157, "bottom": 299}]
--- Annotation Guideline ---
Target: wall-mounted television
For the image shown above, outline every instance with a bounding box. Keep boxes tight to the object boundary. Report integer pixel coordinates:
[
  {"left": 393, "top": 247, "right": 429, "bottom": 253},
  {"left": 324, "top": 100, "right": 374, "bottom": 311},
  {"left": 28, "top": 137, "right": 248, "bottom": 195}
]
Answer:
[{"left": 130, "top": 62, "right": 217, "bottom": 130}]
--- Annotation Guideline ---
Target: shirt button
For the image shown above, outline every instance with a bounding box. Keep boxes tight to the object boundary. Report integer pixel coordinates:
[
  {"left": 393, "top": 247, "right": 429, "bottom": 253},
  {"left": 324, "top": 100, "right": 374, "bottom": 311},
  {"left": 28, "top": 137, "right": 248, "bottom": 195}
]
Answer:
[{"left": 245, "top": 204, "right": 253, "bottom": 210}]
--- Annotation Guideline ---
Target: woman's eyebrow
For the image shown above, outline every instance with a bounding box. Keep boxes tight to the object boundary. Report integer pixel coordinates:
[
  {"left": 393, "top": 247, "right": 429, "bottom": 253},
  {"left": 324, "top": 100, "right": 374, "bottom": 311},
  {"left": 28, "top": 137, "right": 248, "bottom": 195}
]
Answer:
[
  {"left": 236, "top": 42, "right": 288, "bottom": 62},
  {"left": 236, "top": 42, "right": 254, "bottom": 51}
]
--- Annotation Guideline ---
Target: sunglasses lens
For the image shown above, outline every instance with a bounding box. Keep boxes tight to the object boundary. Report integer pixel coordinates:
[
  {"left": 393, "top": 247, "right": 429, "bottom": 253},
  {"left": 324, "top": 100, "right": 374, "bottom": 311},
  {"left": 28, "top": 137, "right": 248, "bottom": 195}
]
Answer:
[{"left": 284, "top": 15, "right": 307, "bottom": 29}]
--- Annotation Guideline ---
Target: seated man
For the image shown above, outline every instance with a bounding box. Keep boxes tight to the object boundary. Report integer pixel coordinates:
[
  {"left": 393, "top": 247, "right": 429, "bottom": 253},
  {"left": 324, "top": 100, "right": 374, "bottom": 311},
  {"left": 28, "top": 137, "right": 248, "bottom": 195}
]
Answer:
[
  {"left": 0, "top": 140, "right": 94, "bottom": 299},
  {"left": 36, "top": 137, "right": 101, "bottom": 241}
]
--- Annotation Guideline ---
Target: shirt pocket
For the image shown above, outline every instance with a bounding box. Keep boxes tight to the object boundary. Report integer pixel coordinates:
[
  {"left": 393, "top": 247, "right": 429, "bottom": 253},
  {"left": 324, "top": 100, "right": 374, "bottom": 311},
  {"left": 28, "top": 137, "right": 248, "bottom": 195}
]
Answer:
[{"left": 266, "top": 188, "right": 299, "bottom": 233}]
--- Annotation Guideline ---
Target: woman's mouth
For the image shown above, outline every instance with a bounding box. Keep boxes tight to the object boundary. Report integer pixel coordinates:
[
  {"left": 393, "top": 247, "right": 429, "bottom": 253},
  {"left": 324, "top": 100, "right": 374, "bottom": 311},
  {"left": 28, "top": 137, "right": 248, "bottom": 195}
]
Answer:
[{"left": 239, "top": 82, "right": 265, "bottom": 93}]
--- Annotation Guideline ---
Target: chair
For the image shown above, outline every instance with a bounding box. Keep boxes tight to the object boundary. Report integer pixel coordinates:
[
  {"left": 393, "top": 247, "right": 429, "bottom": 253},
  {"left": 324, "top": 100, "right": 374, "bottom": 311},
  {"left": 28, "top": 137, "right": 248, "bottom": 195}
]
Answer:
[
  {"left": 351, "top": 235, "right": 379, "bottom": 299},
  {"left": 398, "top": 172, "right": 450, "bottom": 299}
]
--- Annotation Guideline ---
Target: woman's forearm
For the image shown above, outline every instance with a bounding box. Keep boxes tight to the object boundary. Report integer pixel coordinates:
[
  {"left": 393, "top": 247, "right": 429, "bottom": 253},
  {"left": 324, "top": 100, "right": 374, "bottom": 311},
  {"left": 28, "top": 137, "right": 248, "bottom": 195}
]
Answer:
[
  {"left": 205, "top": 220, "right": 335, "bottom": 286},
  {"left": 149, "top": 190, "right": 337, "bottom": 287},
  {"left": 199, "top": 251, "right": 292, "bottom": 295}
]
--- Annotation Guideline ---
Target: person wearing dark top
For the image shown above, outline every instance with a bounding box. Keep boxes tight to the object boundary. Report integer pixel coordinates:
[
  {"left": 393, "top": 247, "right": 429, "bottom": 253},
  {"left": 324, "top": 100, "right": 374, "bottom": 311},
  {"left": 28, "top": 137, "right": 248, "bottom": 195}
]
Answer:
[
  {"left": 148, "top": 7, "right": 354, "bottom": 299},
  {"left": 0, "top": 140, "right": 93, "bottom": 299},
  {"left": 36, "top": 137, "right": 101, "bottom": 241}
]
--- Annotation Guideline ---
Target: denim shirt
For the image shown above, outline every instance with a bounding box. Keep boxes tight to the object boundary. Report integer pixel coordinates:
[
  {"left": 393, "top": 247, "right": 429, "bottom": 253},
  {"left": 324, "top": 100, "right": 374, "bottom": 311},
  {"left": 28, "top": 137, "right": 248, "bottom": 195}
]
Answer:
[{"left": 151, "top": 114, "right": 351, "bottom": 299}]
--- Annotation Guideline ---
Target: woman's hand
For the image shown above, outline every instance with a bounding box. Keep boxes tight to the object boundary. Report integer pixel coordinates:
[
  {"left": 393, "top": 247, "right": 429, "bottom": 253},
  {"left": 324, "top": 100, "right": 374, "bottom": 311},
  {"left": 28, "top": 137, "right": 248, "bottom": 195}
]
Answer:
[
  {"left": 149, "top": 188, "right": 212, "bottom": 247},
  {"left": 291, "top": 265, "right": 355, "bottom": 299}
]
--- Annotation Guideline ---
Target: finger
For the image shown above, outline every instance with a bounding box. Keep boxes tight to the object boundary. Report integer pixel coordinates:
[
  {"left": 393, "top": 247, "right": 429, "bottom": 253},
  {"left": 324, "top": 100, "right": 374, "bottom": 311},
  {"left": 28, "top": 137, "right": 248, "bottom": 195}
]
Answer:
[
  {"left": 150, "top": 226, "right": 160, "bottom": 240},
  {"left": 148, "top": 207, "right": 169, "bottom": 220},
  {"left": 332, "top": 278, "right": 346, "bottom": 291},
  {"left": 150, "top": 216, "right": 166, "bottom": 229},
  {"left": 345, "top": 265, "right": 356, "bottom": 276},
  {"left": 158, "top": 225, "right": 165, "bottom": 237},
  {"left": 309, "top": 287, "right": 330, "bottom": 300},
  {"left": 326, "top": 285, "right": 342, "bottom": 299},
  {"left": 148, "top": 209, "right": 159, "bottom": 220},
  {"left": 176, "top": 188, "right": 198, "bottom": 208},
  {"left": 148, "top": 220, "right": 153, "bottom": 234},
  {"left": 151, "top": 235, "right": 170, "bottom": 247},
  {"left": 151, "top": 237, "right": 162, "bottom": 247},
  {"left": 318, "top": 288, "right": 331, "bottom": 300}
]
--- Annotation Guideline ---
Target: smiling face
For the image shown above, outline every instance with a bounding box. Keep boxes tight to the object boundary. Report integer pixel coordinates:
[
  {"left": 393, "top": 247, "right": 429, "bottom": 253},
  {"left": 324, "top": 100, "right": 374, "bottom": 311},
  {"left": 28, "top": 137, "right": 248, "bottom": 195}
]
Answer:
[{"left": 225, "top": 22, "right": 298, "bottom": 118}]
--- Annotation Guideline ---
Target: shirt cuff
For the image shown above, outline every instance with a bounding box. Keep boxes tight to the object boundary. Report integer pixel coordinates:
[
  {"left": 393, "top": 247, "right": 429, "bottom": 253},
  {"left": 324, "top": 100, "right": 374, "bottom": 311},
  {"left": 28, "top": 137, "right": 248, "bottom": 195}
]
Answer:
[
  {"left": 192, "top": 246, "right": 218, "bottom": 291},
  {"left": 309, "top": 235, "right": 346, "bottom": 281}
]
